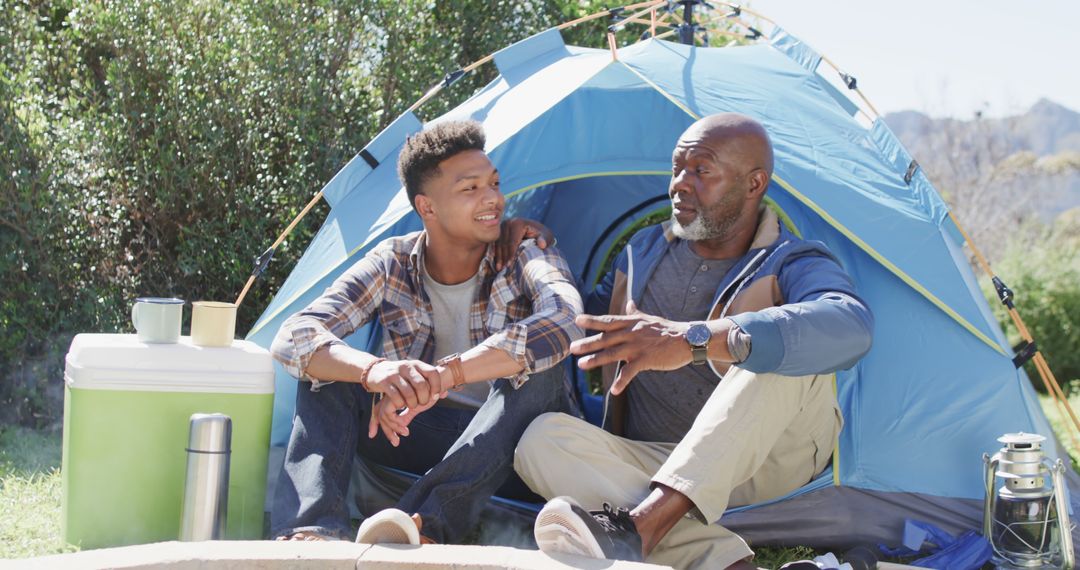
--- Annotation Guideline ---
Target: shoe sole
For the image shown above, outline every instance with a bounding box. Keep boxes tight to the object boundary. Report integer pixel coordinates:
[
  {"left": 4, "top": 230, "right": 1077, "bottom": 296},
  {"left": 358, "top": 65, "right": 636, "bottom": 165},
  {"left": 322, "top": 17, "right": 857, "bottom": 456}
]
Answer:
[
  {"left": 534, "top": 497, "right": 607, "bottom": 559},
  {"left": 355, "top": 508, "right": 420, "bottom": 545}
]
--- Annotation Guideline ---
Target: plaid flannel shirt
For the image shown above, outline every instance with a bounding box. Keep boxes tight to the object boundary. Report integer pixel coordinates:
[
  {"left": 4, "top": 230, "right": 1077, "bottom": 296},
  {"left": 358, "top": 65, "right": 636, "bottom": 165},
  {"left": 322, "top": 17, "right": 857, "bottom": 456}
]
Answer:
[{"left": 271, "top": 231, "right": 583, "bottom": 390}]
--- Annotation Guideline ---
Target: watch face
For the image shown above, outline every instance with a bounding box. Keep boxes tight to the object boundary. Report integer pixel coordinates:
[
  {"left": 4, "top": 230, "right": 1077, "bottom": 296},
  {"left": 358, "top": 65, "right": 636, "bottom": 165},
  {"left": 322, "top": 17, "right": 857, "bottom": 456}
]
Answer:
[{"left": 686, "top": 323, "right": 711, "bottom": 347}]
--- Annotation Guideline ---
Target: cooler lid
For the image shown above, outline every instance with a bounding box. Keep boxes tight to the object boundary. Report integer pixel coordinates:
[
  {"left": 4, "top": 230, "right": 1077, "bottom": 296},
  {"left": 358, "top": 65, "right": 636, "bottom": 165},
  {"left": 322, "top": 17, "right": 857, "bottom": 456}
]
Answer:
[{"left": 65, "top": 334, "right": 275, "bottom": 394}]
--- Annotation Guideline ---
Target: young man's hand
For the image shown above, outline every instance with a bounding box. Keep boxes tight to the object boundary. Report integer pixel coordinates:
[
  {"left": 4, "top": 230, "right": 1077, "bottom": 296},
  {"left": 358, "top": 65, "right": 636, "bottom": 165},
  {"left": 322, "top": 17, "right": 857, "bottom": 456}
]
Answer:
[
  {"left": 364, "top": 359, "right": 444, "bottom": 410},
  {"left": 494, "top": 218, "right": 553, "bottom": 271},
  {"left": 367, "top": 394, "right": 441, "bottom": 447}
]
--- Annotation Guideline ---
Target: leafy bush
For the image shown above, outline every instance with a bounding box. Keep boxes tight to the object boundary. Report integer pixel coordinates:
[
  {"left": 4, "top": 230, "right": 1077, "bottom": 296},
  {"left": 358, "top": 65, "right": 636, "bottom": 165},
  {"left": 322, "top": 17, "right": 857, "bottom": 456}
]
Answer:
[
  {"left": 983, "top": 216, "right": 1080, "bottom": 395},
  {"left": 0, "top": 0, "right": 758, "bottom": 426},
  {"left": 0, "top": 0, "right": 619, "bottom": 426}
]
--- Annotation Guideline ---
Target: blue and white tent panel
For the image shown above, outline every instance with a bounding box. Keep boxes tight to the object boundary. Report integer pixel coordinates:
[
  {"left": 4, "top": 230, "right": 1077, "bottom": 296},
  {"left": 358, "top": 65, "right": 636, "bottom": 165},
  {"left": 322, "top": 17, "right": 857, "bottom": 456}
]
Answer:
[{"left": 247, "top": 25, "right": 1064, "bottom": 517}]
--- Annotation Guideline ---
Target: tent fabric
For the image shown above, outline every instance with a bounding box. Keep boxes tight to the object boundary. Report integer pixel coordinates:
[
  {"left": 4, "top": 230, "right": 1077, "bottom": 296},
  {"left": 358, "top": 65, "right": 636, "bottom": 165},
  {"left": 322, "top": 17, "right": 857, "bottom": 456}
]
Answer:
[{"left": 247, "top": 25, "right": 1080, "bottom": 549}]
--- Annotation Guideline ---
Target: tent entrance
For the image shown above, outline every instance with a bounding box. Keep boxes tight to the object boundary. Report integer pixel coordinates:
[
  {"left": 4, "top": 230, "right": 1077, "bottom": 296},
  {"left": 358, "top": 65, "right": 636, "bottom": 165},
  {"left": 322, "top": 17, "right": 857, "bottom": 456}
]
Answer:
[
  {"left": 504, "top": 173, "right": 803, "bottom": 285},
  {"left": 505, "top": 173, "right": 672, "bottom": 285}
]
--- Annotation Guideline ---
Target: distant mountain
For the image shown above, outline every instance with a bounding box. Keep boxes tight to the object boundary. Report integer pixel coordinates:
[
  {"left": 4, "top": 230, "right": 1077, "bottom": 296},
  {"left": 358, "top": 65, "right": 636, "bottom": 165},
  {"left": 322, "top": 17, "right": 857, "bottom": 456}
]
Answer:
[
  {"left": 886, "top": 99, "right": 1080, "bottom": 157},
  {"left": 884, "top": 99, "right": 1080, "bottom": 227},
  {"left": 1019, "top": 99, "right": 1080, "bottom": 154}
]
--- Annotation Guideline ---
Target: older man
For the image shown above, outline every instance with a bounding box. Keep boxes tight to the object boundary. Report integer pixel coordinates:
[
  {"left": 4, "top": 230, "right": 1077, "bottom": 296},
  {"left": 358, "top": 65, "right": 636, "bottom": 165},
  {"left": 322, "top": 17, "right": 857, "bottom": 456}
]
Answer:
[{"left": 514, "top": 113, "right": 874, "bottom": 569}]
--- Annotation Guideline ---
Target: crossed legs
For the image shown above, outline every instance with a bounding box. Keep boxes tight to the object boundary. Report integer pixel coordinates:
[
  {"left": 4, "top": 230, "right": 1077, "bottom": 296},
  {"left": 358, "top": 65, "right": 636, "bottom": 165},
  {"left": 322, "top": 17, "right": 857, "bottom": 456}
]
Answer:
[
  {"left": 271, "top": 366, "right": 576, "bottom": 542},
  {"left": 515, "top": 367, "right": 840, "bottom": 569}
]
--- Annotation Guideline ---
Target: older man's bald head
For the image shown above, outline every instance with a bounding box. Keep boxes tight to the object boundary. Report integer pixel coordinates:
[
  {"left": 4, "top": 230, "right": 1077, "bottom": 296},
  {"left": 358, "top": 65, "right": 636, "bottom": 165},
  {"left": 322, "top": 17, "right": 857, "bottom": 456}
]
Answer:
[
  {"left": 680, "top": 113, "right": 774, "bottom": 178},
  {"left": 668, "top": 113, "right": 775, "bottom": 252}
]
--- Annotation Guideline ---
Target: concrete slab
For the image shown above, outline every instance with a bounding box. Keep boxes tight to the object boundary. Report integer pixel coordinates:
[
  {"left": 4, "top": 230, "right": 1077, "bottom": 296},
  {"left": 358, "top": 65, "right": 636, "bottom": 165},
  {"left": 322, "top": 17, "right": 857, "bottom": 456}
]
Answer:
[
  {"left": 4, "top": 542, "right": 671, "bottom": 570},
  {"left": 2, "top": 541, "right": 370, "bottom": 569},
  {"left": 357, "top": 544, "right": 669, "bottom": 569}
]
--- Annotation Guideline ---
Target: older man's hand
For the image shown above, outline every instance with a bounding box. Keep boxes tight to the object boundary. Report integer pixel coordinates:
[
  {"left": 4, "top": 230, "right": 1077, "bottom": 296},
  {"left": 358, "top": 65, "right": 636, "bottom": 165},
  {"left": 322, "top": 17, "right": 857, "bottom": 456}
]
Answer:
[
  {"left": 571, "top": 303, "right": 722, "bottom": 395},
  {"left": 494, "top": 218, "right": 552, "bottom": 271}
]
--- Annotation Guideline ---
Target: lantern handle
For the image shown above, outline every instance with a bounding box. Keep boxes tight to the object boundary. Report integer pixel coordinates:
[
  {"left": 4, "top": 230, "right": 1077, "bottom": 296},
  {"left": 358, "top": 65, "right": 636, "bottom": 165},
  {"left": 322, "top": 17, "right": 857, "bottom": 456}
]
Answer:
[
  {"left": 983, "top": 452, "right": 999, "bottom": 541},
  {"left": 1049, "top": 458, "right": 1074, "bottom": 569}
]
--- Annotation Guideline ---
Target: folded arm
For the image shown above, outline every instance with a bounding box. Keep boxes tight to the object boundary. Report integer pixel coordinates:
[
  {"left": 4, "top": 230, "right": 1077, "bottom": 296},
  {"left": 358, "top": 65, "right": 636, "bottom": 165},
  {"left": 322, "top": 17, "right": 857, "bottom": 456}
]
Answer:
[
  {"left": 271, "top": 254, "right": 385, "bottom": 383},
  {"left": 479, "top": 242, "right": 584, "bottom": 386},
  {"left": 574, "top": 249, "right": 873, "bottom": 389},
  {"left": 270, "top": 251, "right": 446, "bottom": 408}
]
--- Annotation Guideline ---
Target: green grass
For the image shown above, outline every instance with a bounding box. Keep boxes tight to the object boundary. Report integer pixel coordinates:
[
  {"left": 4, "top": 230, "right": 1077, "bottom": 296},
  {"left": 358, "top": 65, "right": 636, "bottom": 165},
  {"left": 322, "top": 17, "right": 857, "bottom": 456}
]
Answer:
[
  {"left": 753, "top": 545, "right": 818, "bottom": 569},
  {"left": 0, "top": 426, "right": 76, "bottom": 560}
]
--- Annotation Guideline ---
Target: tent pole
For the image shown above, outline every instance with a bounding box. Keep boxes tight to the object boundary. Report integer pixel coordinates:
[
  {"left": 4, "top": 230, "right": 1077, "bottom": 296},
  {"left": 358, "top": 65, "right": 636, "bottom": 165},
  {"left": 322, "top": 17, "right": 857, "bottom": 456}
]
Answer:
[
  {"left": 947, "top": 212, "right": 1080, "bottom": 450},
  {"left": 235, "top": 189, "right": 325, "bottom": 308},
  {"left": 677, "top": 0, "right": 699, "bottom": 45},
  {"left": 557, "top": 0, "right": 665, "bottom": 32}
]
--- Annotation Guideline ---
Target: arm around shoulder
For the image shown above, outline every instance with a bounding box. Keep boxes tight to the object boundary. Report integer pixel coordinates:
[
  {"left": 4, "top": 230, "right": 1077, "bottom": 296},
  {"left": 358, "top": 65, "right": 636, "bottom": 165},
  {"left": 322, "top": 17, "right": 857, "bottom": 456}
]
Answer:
[{"left": 480, "top": 241, "right": 584, "bottom": 380}]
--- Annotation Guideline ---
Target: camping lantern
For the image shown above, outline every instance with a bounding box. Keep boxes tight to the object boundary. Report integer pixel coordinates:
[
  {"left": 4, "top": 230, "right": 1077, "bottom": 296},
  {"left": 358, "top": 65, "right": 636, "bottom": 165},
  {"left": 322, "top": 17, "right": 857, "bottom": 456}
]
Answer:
[{"left": 983, "top": 433, "right": 1074, "bottom": 569}]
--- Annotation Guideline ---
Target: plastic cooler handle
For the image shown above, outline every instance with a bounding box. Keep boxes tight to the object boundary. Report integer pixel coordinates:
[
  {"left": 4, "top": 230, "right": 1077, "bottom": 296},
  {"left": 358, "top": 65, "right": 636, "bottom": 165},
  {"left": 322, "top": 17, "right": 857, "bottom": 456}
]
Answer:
[{"left": 131, "top": 302, "right": 140, "bottom": 331}]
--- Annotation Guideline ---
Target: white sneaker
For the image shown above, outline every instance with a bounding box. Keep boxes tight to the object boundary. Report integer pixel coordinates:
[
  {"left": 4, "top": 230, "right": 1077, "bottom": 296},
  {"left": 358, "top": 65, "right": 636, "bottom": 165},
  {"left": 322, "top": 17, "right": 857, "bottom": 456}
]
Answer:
[
  {"left": 534, "top": 496, "right": 643, "bottom": 561},
  {"left": 355, "top": 508, "right": 421, "bottom": 545}
]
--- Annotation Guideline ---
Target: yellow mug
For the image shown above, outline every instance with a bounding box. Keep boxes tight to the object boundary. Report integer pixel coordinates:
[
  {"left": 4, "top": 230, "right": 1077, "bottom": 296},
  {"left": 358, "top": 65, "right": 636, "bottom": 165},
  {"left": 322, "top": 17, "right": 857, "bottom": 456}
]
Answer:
[{"left": 191, "top": 301, "right": 237, "bottom": 348}]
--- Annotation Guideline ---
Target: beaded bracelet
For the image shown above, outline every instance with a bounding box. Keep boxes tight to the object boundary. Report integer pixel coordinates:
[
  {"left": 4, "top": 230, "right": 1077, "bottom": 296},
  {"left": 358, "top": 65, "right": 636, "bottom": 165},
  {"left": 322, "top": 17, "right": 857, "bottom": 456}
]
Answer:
[{"left": 358, "top": 357, "right": 386, "bottom": 392}]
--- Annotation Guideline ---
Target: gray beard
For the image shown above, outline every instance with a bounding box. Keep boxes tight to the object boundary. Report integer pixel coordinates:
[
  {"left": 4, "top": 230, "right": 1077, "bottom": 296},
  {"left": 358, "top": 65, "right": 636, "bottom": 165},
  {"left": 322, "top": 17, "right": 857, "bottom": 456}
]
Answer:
[{"left": 671, "top": 212, "right": 723, "bottom": 241}]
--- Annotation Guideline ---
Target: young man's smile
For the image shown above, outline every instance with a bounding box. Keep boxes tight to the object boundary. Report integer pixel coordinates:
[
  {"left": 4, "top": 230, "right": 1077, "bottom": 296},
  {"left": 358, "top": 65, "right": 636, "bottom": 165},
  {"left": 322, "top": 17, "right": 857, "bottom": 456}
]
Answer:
[{"left": 417, "top": 149, "right": 506, "bottom": 248}]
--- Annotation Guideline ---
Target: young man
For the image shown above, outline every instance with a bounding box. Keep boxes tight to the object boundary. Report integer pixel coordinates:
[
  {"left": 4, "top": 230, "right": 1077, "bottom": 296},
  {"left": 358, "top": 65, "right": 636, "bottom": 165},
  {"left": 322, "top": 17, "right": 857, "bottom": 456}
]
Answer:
[
  {"left": 270, "top": 120, "right": 583, "bottom": 544},
  {"left": 514, "top": 113, "right": 874, "bottom": 568}
]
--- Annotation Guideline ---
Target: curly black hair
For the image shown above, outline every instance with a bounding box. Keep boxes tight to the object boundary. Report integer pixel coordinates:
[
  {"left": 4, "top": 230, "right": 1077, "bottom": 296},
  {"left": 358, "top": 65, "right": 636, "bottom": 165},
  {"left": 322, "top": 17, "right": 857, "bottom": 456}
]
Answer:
[{"left": 397, "top": 120, "right": 486, "bottom": 209}]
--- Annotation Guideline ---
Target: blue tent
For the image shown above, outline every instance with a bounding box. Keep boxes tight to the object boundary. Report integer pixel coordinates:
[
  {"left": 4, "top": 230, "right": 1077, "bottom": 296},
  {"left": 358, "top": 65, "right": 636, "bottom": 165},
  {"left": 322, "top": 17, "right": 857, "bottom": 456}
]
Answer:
[{"left": 247, "top": 25, "right": 1078, "bottom": 546}]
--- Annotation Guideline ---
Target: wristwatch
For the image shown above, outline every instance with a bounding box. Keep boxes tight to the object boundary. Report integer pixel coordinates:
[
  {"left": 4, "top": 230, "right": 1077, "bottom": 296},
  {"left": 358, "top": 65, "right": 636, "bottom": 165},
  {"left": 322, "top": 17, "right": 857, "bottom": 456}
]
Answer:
[{"left": 685, "top": 322, "right": 712, "bottom": 366}]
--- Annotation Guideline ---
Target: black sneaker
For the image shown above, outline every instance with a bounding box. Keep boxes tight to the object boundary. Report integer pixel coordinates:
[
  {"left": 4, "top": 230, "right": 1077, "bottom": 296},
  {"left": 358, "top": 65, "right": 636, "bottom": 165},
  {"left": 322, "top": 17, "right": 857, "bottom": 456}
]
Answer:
[
  {"left": 534, "top": 496, "right": 643, "bottom": 562},
  {"left": 779, "top": 561, "right": 823, "bottom": 570}
]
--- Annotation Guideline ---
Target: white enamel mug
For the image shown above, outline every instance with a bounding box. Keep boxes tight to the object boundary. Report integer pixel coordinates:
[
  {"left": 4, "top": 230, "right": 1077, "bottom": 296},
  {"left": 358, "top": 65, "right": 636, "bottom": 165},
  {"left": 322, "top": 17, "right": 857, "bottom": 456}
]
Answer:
[{"left": 131, "top": 297, "right": 184, "bottom": 344}]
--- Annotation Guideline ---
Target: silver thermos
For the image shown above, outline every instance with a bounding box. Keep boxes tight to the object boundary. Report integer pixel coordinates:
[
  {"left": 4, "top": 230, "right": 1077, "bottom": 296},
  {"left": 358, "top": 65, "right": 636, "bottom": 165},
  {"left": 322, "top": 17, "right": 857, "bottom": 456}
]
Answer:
[{"left": 180, "top": 413, "right": 231, "bottom": 541}]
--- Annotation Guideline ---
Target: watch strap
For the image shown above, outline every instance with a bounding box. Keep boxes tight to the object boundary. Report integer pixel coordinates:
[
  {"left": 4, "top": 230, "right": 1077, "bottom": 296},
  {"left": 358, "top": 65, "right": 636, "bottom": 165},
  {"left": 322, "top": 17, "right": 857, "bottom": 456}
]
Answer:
[{"left": 691, "top": 345, "right": 709, "bottom": 366}]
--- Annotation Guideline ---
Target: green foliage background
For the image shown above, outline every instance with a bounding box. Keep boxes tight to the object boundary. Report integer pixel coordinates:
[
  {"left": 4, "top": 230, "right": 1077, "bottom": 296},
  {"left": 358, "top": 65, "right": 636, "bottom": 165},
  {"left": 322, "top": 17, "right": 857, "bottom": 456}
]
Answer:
[
  {"left": 2, "top": 0, "right": 1077, "bottom": 428},
  {"left": 982, "top": 217, "right": 1080, "bottom": 395},
  {"left": 0, "top": 0, "right": 644, "bottom": 426}
]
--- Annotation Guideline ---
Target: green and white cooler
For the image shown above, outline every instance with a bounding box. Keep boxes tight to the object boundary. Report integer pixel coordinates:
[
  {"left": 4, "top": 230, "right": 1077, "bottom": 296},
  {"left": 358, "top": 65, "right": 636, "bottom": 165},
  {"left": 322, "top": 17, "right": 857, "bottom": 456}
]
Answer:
[{"left": 61, "top": 333, "right": 275, "bottom": 549}]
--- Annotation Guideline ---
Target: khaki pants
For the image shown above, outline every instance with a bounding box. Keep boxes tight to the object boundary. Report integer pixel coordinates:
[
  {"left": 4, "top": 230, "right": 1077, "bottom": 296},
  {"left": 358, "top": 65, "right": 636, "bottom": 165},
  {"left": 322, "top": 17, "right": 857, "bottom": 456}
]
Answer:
[{"left": 514, "top": 367, "right": 841, "bottom": 570}]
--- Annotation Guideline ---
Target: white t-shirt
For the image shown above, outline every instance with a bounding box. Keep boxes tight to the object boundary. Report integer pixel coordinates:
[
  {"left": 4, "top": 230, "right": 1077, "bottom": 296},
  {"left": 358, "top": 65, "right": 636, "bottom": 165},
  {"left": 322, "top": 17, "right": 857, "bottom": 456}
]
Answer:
[{"left": 422, "top": 263, "right": 492, "bottom": 409}]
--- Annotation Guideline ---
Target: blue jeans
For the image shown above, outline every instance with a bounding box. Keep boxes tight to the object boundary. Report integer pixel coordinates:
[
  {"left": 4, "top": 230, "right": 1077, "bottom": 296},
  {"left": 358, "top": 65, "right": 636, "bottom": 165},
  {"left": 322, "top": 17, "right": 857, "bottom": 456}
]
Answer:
[{"left": 270, "top": 365, "right": 577, "bottom": 542}]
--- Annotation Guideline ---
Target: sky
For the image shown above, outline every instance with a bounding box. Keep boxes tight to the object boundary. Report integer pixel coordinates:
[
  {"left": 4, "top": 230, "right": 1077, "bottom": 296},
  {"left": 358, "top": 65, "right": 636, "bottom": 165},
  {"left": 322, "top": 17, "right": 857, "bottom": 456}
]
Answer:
[{"left": 746, "top": 0, "right": 1080, "bottom": 118}]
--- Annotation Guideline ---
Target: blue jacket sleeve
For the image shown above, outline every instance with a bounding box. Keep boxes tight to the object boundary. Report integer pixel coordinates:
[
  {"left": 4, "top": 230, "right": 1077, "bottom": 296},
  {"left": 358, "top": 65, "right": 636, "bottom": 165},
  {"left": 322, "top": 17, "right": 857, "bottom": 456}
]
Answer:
[
  {"left": 585, "top": 247, "right": 625, "bottom": 316},
  {"left": 729, "top": 253, "right": 874, "bottom": 375}
]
